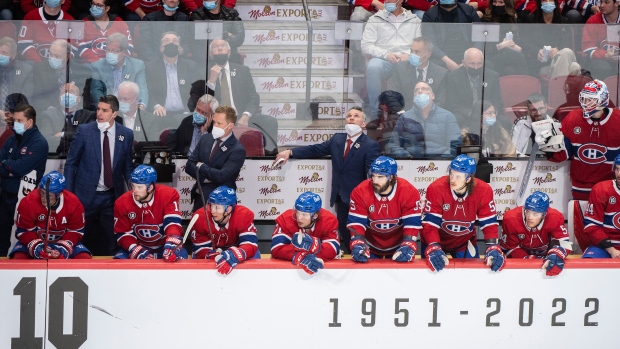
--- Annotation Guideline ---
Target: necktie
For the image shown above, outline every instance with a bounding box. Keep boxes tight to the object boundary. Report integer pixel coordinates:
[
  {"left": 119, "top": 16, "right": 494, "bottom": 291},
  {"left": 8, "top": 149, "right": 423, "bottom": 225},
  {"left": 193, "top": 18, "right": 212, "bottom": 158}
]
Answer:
[
  {"left": 471, "top": 78, "right": 479, "bottom": 101},
  {"left": 103, "top": 131, "right": 113, "bottom": 188},
  {"left": 417, "top": 68, "right": 425, "bottom": 82},
  {"left": 344, "top": 139, "right": 353, "bottom": 159},
  {"left": 210, "top": 139, "right": 222, "bottom": 161},
  {"left": 220, "top": 69, "right": 232, "bottom": 107}
]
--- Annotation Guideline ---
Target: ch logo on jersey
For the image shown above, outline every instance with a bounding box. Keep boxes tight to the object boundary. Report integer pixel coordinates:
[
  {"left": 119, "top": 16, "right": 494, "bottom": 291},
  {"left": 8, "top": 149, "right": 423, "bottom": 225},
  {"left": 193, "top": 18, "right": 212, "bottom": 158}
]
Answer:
[
  {"left": 442, "top": 204, "right": 450, "bottom": 211},
  {"left": 610, "top": 197, "right": 616, "bottom": 204},
  {"left": 90, "top": 38, "right": 107, "bottom": 55},
  {"left": 37, "top": 229, "right": 64, "bottom": 242},
  {"left": 368, "top": 219, "right": 401, "bottom": 234},
  {"left": 128, "top": 212, "right": 136, "bottom": 220},
  {"left": 577, "top": 143, "right": 607, "bottom": 164},
  {"left": 612, "top": 213, "right": 620, "bottom": 230},
  {"left": 440, "top": 221, "right": 471, "bottom": 236},
  {"left": 134, "top": 224, "right": 163, "bottom": 243},
  {"left": 36, "top": 44, "right": 52, "bottom": 59},
  {"left": 38, "top": 214, "right": 46, "bottom": 221}
]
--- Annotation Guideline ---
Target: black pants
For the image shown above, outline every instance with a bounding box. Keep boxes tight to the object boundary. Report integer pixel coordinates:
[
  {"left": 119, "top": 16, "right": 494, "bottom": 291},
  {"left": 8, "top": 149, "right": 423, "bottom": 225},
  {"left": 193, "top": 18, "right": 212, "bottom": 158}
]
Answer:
[
  {"left": 81, "top": 190, "right": 116, "bottom": 256},
  {"left": 0, "top": 191, "right": 18, "bottom": 257},
  {"left": 336, "top": 200, "right": 351, "bottom": 254}
]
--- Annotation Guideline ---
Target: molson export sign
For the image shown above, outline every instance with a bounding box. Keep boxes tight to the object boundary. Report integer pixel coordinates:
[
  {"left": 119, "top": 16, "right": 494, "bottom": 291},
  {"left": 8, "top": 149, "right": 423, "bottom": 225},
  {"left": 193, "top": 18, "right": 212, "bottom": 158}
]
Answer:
[
  {"left": 238, "top": 5, "right": 338, "bottom": 21},
  {"left": 277, "top": 129, "right": 344, "bottom": 146},
  {"left": 245, "top": 52, "right": 346, "bottom": 70},
  {"left": 254, "top": 76, "right": 352, "bottom": 93},
  {"left": 243, "top": 29, "right": 343, "bottom": 46}
]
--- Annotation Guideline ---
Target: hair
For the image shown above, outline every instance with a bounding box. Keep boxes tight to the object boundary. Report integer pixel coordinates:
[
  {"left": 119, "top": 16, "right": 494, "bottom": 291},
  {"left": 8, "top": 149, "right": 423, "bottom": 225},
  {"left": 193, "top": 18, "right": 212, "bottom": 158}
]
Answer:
[
  {"left": 446, "top": 170, "right": 476, "bottom": 195},
  {"left": 59, "top": 82, "right": 80, "bottom": 95},
  {"left": 5, "top": 93, "right": 29, "bottom": 113},
  {"left": 209, "top": 39, "right": 230, "bottom": 52},
  {"left": 0, "top": 36, "right": 16, "bottom": 55},
  {"left": 484, "top": 124, "right": 517, "bottom": 157},
  {"left": 101, "top": 0, "right": 113, "bottom": 7},
  {"left": 14, "top": 104, "right": 36, "bottom": 124},
  {"left": 532, "top": 0, "right": 562, "bottom": 23},
  {"left": 412, "top": 36, "right": 433, "bottom": 53},
  {"left": 107, "top": 33, "right": 129, "bottom": 51},
  {"left": 197, "top": 94, "right": 219, "bottom": 113},
  {"left": 215, "top": 105, "right": 237, "bottom": 124},
  {"left": 526, "top": 93, "right": 546, "bottom": 107},
  {"left": 118, "top": 81, "right": 140, "bottom": 96},
  {"left": 99, "top": 95, "right": 119, "bottom": 112},
  {"left": 378, "top": 91, "right": 405, "bottom": 115},
  {"left": 160, "top": 31, "right": 181, "bottom": 45},
  {"left": 348, "top": 105, "right": 367, "bottom": 121},
  {"left": 50, "top": 39, "right": 69, "bottom": 52},
  {"left": 483, "top": 0, "right": 517, "bottom": 22}
]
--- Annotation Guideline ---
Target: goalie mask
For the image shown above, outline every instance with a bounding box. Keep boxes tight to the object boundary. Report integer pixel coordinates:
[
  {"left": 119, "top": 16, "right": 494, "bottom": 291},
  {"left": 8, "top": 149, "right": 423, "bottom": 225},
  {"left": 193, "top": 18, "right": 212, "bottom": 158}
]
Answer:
[{"left": 579, "top": 79, "right": 609, "bottom": 119}]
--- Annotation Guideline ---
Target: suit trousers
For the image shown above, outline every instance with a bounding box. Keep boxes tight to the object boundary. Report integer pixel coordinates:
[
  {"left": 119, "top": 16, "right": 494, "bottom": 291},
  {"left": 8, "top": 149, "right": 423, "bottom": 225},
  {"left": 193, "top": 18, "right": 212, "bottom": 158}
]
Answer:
[
  {"left": 336, "top": 200, "right": 351, "bottom": 254},
  {"left": 82, "top": 190, "right": 116, "bottom": 256},
  {"left": 0, "top": 191, "right": 18, "bottom": 257}
]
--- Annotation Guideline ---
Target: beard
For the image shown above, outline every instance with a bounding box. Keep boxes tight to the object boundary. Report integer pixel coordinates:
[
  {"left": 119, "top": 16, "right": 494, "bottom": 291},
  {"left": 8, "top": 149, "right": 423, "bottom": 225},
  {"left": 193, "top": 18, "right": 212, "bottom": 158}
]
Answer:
[{"left": 373, "top": 181, "right": 390, "bottom": 194}]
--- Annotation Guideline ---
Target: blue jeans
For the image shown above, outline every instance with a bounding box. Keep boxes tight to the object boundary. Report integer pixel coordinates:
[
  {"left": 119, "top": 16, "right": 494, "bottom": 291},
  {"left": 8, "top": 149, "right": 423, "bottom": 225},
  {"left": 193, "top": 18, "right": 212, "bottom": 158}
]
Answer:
[{"left": 366, "top": 57, "right": 395, "bottom": 121}]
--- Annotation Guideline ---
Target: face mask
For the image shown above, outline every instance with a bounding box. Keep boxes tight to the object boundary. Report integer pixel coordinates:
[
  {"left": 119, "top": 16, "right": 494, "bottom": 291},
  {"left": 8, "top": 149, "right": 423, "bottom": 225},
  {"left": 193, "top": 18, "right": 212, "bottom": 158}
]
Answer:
[
  {"left": 60, "top": 93, "right": 78, "bottom": 109},
  {"left": 203, "top": 1, "right": 217, "bottom": 10},
  {"left": 163, "top": 3, "right": 179, "bottom": 11},
  {"left": 211, "top": 125, "right": 226, "bottom": 139},
  {"left": 409, "top": 53, "right": 421, "bottom": 67},
  {"left": 97, "top": 120, "right": 110, "bottom": 132},
  {"left": 439, "top": 0, "right": 455, "bottom": 5},
  {"left": 0, "top": 54, "right": 10, "bottom": 67},
  {"left": 46, "top": 0, "right": 61, "bottom": 8},
  {"left": 384, "top": 3, "right": 397, "bottom": 12},
  {"left": 163, "top": 43, "right": 179, "bottom": 58},
  {"left": 484, "top": 117, "right": 497, "bottom": 126},
  {"left": 414, "top": 93, "right": 431, "bottom": 109},
  {"left": 345, "top": 124, "right": 362, "bottom": 136},
  {"left": 541, "top": 2, "right": 555, "bottom": 13},
  {"left": 492, "top": 5, "right": 506, "bottom": 15},
  {"left": 119, "top": 101, "right": 131, "bottom": 114},
  {"left": 212, "top": 53, "right": 228, "bottom": 66},
  {"left": 90, "top": 5, "right": 104, "bottom": 18},
  {"left": 467, "top": 66, "right": 482, "bottom": 78},
  {"left": 48, "top": 57, "right": 63, "bottom": 70},
  {"left": 193, "top": 111, "right": 206, "bottom": 125},
  {"left": 106, "top": 52, "right": 119, "bottom": 65},
  {"left": 13, "top": 122, "right": 25, "bottom": 135}
]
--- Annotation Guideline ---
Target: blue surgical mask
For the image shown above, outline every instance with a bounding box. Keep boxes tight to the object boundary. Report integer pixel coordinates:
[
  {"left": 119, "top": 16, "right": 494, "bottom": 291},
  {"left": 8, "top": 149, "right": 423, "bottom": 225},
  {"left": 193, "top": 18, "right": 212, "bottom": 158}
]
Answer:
[
  {"left": 48, "top": 57, "right": 63, "bottom": 70},
  {"left": 90, "top": 5, "right": 104, "bottom": 18},
  {"left": 163, "top": 3, "right": 178, "bottom": 11},
  {"left": 46, "top": 0, "right": 61, "bottom": 8},
  {"left": 414, "top": 93, "right": 431, "bottom": 109},
  {"left": 541, "top": 2, "right": 555, "bottom": 13},
  {"left": 384, "top": 2, "right": 397, "bottom": 12},
  {"left": 193, "top": 111, "right": 206, "bottom": 124},
  {"left": 203, "top": 1, "right": 217, "bottom": 10},
  {"left": 0, "top": 54, "right": 10, "bottom": 67},
  {"left": 484, "top": 117, "right": 497, "bottom": 126},
  {"left": 13, "top": 122, "right": 25, "bottom": 135},
  {"left": 409, "top": 53, "right": 421, "bottom": 67},
  {"left": 439, "top": 0, "right": 456, "bottom": 4},
  {"left": 119, "top": 101, "right": 131, "bottom": 114},
  {"left": 106, "top": 51, "right": 119, "bottom": 65},
  {"left": 60, "top": 93, "right": 78, "bottom": 109}
]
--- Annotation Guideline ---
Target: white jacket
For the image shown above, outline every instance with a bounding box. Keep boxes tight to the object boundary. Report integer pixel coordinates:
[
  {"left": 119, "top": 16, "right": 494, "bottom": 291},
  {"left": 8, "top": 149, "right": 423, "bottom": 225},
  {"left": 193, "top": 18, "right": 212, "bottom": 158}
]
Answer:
[{"left": 361, "top": 9, "right": 422, "bottom": 59}]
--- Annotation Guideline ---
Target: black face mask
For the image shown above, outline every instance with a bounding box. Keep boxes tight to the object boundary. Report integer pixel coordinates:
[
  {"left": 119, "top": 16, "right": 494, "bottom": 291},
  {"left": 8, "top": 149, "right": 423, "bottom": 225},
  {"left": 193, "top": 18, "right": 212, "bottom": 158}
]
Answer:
[
  {"left": 467, "top": 66, "right": 482, "bottom": 78},
  {"left": 212, "top": 53, "right": 229, "bottom": 66},
  {"left": 163, "top": 43, "right": 179, "bottom": 57},
  {"left": 492, "top": 5, "right": 506, "bottom": 15}
]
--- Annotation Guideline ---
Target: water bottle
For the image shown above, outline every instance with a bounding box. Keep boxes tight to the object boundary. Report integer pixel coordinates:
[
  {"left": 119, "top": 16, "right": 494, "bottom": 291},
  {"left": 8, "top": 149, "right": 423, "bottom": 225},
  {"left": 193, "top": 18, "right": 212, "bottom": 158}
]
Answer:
[{"left": 542, "top": 46, "right": 551, "bottom": 63}]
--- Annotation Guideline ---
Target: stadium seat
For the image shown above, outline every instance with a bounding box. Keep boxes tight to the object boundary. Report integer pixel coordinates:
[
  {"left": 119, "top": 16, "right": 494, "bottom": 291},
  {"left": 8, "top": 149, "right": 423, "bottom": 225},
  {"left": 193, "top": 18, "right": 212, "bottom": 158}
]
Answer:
[
  {"left": 547, "top": 75, "right": 570, "bottom": 110},
  {"left": 552, "top": 106, "right": 579, "bottom": 122},
  {"left": 0, "top": 22, "right": 16, "bottom": 40},
  {"left": 233, "top": 126, "right": 265, "bottom": 157},
  {"left": 499, "top": 75, "right": 542, "bottom": 108},
  {"left": 603, "top": 75, "right": 618, "bottom": 107}
]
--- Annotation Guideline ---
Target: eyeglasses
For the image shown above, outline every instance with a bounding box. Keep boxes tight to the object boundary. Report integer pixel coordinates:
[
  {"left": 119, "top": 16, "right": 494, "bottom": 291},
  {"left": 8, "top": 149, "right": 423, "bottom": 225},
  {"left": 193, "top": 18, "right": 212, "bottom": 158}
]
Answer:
[
  {"left": 414, "top": 87, "right": 432, "bottom": 93},
  {"left": 91, "top": 3, "right": 106, "bottom": 8}
]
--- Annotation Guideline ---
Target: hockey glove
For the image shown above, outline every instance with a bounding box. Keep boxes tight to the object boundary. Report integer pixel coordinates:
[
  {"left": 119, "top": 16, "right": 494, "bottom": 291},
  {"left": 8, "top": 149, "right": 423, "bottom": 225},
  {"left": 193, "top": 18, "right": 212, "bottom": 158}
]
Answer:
[
  {"left": 542, "top": 246, "right": 566, "bottom": 276},
  {"left": 292, "top": 252, "right": 324, "bottom": 275},
  {"left": 350, "top": 237, "right": 370, "bottom": 263},
  {"left": 28, "top": 239, "right": 46, "bottom": 259},
  {"left": 214, "top": 246, "right": 246, "bottom": 275},
  {"left": 162, "top": 235, "right": 183, "bottom": 262},
  {"left": 291, "top": 231, "right": 321, "bottom": 254},
  {"left": 392, "top": 239, "right": 417, "bottom": 263},
  {"left": 129, "top": 245, "right": 155, "bottom": 259},
  {"left": 425, "top": 243, "right": 448, "bottom": 272},
  {"left": 484, "top": 245, "right": 506, "bottom": 272},
  {"left": 53, "top": 240, "right": 74, "bottom": 259},
  {"left": 532, "top": 120, "right": 565, "bottom": 153},
  {"left": 205, "top": 248, "right": 223, "bottom": 259}
]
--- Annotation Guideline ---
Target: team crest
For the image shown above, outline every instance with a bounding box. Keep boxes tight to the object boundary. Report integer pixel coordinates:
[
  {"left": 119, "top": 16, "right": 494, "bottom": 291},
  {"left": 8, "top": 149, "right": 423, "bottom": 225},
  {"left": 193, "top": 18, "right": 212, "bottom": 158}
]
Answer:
[
  {"left": 369, "top": 205, "right": 374, "bottom": 213},
  {"left": 518, "top": 234, "right": 525, "bottom": 240},
  {"left": 134, "top": 224, "right": 162, "bottom": 242},
  {"left": 20, "top": 147, "right": 27, "bottom": 154},
  {"left": 442, "top": 204, "right": 450, "bottom": 211},
  {"left": 38, "top": 214, "right": 45, "bottom": 221},
  {"left": 611, "top": 197, "right": 617, "bottom": 204},
  {"left": 574, "top": 127, "right": 581, "bottom": 134},
  {"left": 128, "top": 212, "right": 136, "bottom": 219}
]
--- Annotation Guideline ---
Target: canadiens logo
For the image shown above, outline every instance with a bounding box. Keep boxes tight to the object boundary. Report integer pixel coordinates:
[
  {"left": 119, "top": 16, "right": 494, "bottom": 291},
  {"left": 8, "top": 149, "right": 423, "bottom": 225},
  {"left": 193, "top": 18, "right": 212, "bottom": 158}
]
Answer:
[
  {"left": 574, "top": 127, "right": 581, "bottom": 134},
  {"left": 258, "top": 184, "right": 281, "bottom": 196},
  {"left": 258, "top": 207, "right": 280, "bottom": 218},
  {"left": 494, "top": 185, "right": 515, "bottom": 196},
  {"left": 440, "top": 221, "right": 471, "bottom": 236},
  {"left": 518, "top": 234, "right": 525, "bottom": 240},
  {"left": 134, "top": 224, "right": 162, "bottom": 243},
  {"left": 369, "top": 219, "right": 401, "bottom": 234},
  {"left": 494, "top": 162, "right": 517, "bottom": 174},
  {"left": 611, "top": 197, "right": 617, "bottom": 204},
  {"left": 612, "top": 212, "right": 620, "bottom": 229},
  {"left": 38, "top": 214, "right": 45, "bottom": 221},
  {"left": 369, "top": 205, "right": 374, "bottom": 213},
  {"left": 442, "top": 204, "right": 450, "bottom": 211},
  {"left": 533, "top": 173, "right": 557, "bottom": 185},
  {"left": 577, "top": 143, "right": 607, "bottom": 164},
  {"left": 89, "top": 38, "right": 107, "bottom": 55},
  {"left": 128, "top": 212, "right": 136, "bottom": 219},
  {"left": 20, "top": 147, "right": 27, "bottom": 155},
  {"left": 417, "top": 162, "right": 439, "bottom": 174},
  {"left": 299, "top": 172, "right": 322, "bottom": 185}
]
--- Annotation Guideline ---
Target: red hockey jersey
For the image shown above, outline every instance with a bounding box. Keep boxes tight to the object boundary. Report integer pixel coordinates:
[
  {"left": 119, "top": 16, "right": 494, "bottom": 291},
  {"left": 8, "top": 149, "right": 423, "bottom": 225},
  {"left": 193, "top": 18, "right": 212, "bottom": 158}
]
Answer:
[
  {"left": 422, "top": 176, "right": 498, "bottom": 252},
  {"left": 271, "top": 208, "right": 340, "bottom": 261},
  {"left": 501, "top": 206, "right": 570, "bottom": 258},
  {"left": 19, "top": 8, "right": 75, "bottom": 63},
  {"left": 191, "top": 204, "right": 258, "bottom": 259},
  {"left": 582, "top": 12, "right": 620, "bottom": 60},
  {"left": 548, "top": 108, "right": 620, "bottom": 200},
  {"left": 78, "top": 17, "right": 133, "bottom": 63},
  {"left": 584, "top": 180, "right": 620, "bottom": 245},
  {"left": 15, "top": 188, "right": 85, "bottom": 247},
  {"left": 114, "top": 185, "right": 183, "bottom": 253},
  {"left": 347, "top": 178, "right": 422, "bottom": 256}
]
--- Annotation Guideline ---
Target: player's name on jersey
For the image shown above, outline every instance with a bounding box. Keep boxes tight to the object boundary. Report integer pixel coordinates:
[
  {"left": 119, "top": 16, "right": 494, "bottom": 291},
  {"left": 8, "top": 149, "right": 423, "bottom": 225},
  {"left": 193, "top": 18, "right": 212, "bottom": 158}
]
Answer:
[
  {"left": 237, "top": 5, "right": 339, "bottom": 21},
  {"left": 253, "top": 76, "right": 352, "bottom": 93},
  {"left": 243, "top": 29, "right": 343, "bottom": 46},
  {"left": 261, "top": 102, "right": 355, "bottom": 120},
  {"left": 244, "top": 52, "right": 347, "bottom": 70}
]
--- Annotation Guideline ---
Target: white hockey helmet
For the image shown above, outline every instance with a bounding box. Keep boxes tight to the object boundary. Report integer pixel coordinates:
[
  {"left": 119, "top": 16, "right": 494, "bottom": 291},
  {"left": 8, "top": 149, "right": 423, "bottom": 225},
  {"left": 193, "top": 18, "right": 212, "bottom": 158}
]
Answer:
[{"left": 579, "top": 79, "right": 609, "bottom": 118}]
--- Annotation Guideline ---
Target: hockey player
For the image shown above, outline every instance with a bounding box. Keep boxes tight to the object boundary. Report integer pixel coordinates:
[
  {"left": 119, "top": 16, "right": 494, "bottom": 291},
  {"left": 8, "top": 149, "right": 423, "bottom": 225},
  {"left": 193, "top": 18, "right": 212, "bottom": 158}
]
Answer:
[
  {"left": 501, "top": 191, "right": 571, "bottom": 276},
  {"left": 533, "top": 79, "right": 620, "bottom": 200},
  {"left": 583, "top": 154, "right": 620, "bottom": 258},
  {"left": 347, "top": 156, "right": 422, "bottom": 262},
  {"left": 421, "top": 154, "right": 503, "bottom": 272},
  {"left": 9, "top": 171, "right": 91, "bottom": 259},
  {"left": 271, "top": 192, "right": 340, "bottom": 275},
  {"left": 191, "top": 186, "right": 259, "bottom": 275},
  {"left": 113, "top": 165, "right": 186, "bottom": 261}
]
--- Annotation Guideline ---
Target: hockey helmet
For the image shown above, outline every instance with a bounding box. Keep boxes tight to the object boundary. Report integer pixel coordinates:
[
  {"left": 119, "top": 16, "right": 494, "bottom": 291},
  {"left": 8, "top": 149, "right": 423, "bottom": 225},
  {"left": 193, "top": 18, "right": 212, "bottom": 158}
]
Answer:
[
  {"left": 524, "top": 191, "right": 550, "bottom": 214},
  {"left": 208, "top": 186, "right": 237, "bottom": 209},
  {"left": 370, "top": 156, "right": 398, "bottom": 177},
  {"left": 449, "top": 154, "right": 476, "bottom": 176},
  {"left": 295, "top": 192, "right": 322, "bottom": 214},
  {"left": 615, "top": 154, "right": 620, "bottom": 168},
  {"left": 131, "top": 165, "right": 157, "bottom": 186},
  {"left": 39, "top": 171, "right": 66, "bottom": 195},
  {"left": 579, "top": 79, "right": 609, "bottom": 118}
]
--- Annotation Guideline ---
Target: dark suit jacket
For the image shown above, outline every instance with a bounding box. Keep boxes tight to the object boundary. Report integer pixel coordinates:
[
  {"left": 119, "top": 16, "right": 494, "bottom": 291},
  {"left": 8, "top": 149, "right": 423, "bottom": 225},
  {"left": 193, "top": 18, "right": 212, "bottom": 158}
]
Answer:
[
  {"left": 388, "top": 61, "right": 448, "bottom": 110},
  {"left": 64, "top": 121, "right": 134, "bottom": 208},
  {"left": 292, "top": 133, "right": 381, "bottom": 206},
  {"left": 444, "top": 66, "right": 503, "bottom": 122},
  {"left": 39, "top": 107, "right": 96, "bottom": 153},
  {"left": 56, "top": 108, "right": 96, "bottom": 156},
  {"left": 185, "top": 132, "right": 245, "bottom": 202},
  {"left": 90, "top": 57, "right": 148, "bottom": 108},
  {"left": 120, "top": 109, "right": 165, "bottom": 143},
  {"left": 1, "top": 60, "right": 34, "bottom": 100},
  {"left": 32, "top": 61, "right": 92, "bottom": 113},
  {"left": 421, "top": 3, "right": 482, "bottom": 61},
  {"left": 165, "top": 114, "right": 213, "bottom": 155},
  {"left": 145, "top": 57, "right": 197, "bottom": 113}
]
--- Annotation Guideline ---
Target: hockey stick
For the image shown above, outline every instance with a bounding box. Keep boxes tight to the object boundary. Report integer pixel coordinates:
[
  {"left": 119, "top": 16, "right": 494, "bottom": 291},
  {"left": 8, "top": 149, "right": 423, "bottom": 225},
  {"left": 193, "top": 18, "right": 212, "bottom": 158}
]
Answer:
[
  {"left": 42, "top": 178, "right": 59, "bottom": 259},
  {"left": 517, "top": 142, "right": 539, "bottom": 205},
  {"left": 195, "top": 166, "right": 213, "bottom": 238}
]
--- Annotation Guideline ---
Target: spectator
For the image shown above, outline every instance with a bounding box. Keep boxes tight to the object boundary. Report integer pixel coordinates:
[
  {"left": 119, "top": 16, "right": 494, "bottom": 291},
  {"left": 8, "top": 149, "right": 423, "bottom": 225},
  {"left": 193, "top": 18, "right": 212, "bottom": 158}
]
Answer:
[
  {"left": 21, "top": 0, "right": 70, "bottom": 16},
  {"left": 190, "top": 0, "right": 245, "bottom": 64},
  {"left": 564, "top": 0, "right": 600, "bottom": 22},
  {"left": 581, "top": 0, "right": 620, "bottom": 79},
  {"left": 511, "top": 93, "right": 558, "bottom": 155},
  {"left": 117, "top": 81, "right": 163, "bottom": 143},
  {"left": 166, "top": 93, "right": 217, "bottom": 155},
  {"left": 181, "top": 0, "right": 237, "bottom": 14},
  {"left": 386, "top": 81, "right": 461, "bottom": 157},
  {"left": 18, "top": 0, "right": 74, "bottom": 63},
  {"left": 0, "top": 0, "right": 15, "bottom": 20},
  {"left": 388, "top": 36, "right": 448, "bottom": 110},
  {"left": 140, "top": 0, "right": 191, "bottom": 63},
  {"left": 361, "top": 0, "right": 422, "bottom": 120},
  {"left": 78, "top": 0, "right": 133, "bottom": 64},
  {"left": 90, "top": 33, "right": 149, "bottom": 108},
  {"left": 463, "top": 99, "right": 512, "bottom": 138},
  {"left": 482, "top": 121, "right": 518, "bottom": 157},
  {"left": 0, "top": 93, "right": 29, "bottom": 148},
  {"left": 124, "top": 0, "right": 162, "bottom": 21},
  {"left": 0, "top": 104, "right": 48, "bottom": 257},
  {"left": 366, "top": 90, "right": 405, "bottom": 150},
  {"left": 0, "top": 37, "right": 34, "bottom": 102}
]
